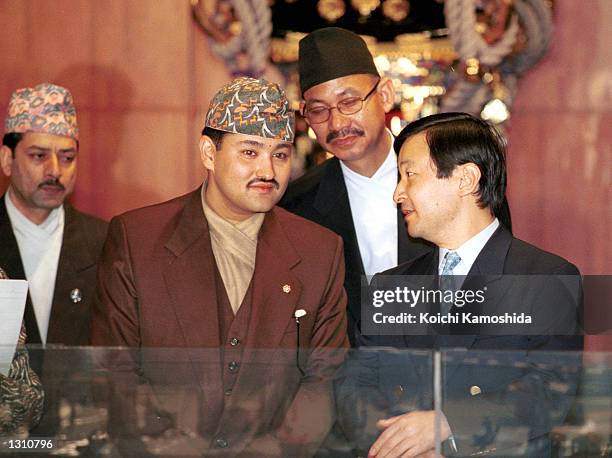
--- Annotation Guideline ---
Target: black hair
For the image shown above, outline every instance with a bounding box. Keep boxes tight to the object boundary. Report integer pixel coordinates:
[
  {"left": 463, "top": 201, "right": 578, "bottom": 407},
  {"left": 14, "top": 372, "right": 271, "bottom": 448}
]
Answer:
[
  {"left": 2, "top": 132, "right": 23, "bottom": 157},
  {"left": 394, "top": 112, "right": 507, "bottom": 217},
  {"left": 201, "top": 126, "right": 227, "bottom": 149}
]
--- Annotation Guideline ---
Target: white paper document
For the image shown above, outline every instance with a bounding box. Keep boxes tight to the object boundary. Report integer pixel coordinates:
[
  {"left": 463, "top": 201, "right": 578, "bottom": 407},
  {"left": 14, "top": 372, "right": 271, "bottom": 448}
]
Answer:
[{"left": 0, "top": 279, "right": 28, "bottom": 376}]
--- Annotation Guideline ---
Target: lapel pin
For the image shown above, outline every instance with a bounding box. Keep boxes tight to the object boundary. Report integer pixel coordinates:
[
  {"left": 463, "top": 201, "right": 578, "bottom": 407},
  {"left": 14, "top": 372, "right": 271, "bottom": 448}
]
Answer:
[
  {"left": 282, "top": 284, "right": 291, "bottom": 294},
  {"left": 70, "top": 288, "right": 82, "bottom": 303}
]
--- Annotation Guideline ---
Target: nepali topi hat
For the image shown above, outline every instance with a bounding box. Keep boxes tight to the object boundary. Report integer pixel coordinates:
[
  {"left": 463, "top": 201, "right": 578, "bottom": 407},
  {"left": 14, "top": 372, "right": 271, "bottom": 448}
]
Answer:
[
  {"left": 205, "top": 77, "right": 295, "bottom": 142},
  {"left": 4, "top": 82, "right": 79, "bottom": 140},
  {"left": 298, "top": 27, "right": 379, "bottom": 95}
]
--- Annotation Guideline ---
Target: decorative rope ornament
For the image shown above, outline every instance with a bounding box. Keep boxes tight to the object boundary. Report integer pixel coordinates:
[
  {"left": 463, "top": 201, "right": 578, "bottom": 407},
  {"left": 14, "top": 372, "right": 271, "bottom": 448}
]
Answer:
[
  {"left": 441, "top": 0, "right": 554, "bottom": 122},
  {"left": 445, "top": 0, "right": 520, "bottom": 67},
  {"left": 193, "top": 0, "right": 272, "bottom": 77}
]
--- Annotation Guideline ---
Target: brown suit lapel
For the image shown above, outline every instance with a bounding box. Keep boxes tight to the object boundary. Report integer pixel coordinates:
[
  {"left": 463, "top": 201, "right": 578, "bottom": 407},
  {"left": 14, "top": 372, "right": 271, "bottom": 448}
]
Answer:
[
  {"left": 161, "top": 190, "right": 226, "bottom": 428},
  {"left": 247, "top": 208, "right": 303, "bottom": 349},
  {"left": 163, "top": 200, "right": 304, "bottom": 350},
  {"left": 162, "top": 189, "right": 221, "bottom": 348}
]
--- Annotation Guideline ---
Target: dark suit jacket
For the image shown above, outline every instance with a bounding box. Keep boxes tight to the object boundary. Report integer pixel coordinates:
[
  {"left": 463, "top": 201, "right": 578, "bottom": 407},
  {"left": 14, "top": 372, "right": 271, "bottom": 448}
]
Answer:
[
  {"left": 336, "top": 226, "right": 583, "bottom": 457},
  {"left": 0, "top": 195, "right": 108, "bottom": 345},
  {"left": 91, "top": 189, "right": 349, "bottom": 456},
  {"left": 280, "top": 157, "right": 431, "bottom": 345}
]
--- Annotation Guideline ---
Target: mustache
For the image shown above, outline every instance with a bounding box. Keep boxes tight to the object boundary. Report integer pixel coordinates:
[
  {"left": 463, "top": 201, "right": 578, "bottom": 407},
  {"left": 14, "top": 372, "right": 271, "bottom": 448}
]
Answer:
[
  {"left": 38, "top": 178, "right": 65, "bottom": 190},
  {"left": 247, "top": 178, "right": 279, "bottom": 189},
  {"left": 326, "top": 127, "right": 365, "bottom": 143}
]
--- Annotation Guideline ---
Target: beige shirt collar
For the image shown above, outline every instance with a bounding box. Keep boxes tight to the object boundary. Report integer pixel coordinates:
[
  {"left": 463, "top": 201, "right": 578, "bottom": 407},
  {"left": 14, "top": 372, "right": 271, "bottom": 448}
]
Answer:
[{"left": 201, "top": 186, "right": 264, "bottom": 313}]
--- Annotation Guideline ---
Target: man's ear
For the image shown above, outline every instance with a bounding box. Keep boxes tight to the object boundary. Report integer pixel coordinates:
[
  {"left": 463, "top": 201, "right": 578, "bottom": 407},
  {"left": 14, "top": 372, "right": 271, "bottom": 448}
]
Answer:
[
  {"left": 378, "top": 77, "right": 395, "bottom": 113},
  {"left": 0, "top": 145, "right": 13, "bottom": 177},
  {"left": 457, "top": 162, "right": 482, "bottom": 197},
  {"left": 199, "top": 135, "right": 216, "bottom": 172}
]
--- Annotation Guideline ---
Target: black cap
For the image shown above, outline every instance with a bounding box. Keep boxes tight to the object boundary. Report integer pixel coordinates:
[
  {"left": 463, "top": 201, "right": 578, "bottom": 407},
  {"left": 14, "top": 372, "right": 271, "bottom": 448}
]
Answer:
[{"left": 298, "top": 27, "right": 379, "bottom": 95}]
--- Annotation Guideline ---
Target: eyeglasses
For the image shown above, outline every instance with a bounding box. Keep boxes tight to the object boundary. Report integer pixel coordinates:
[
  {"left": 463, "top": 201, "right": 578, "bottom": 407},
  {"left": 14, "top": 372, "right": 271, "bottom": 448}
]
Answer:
[{"left": 302, "top": 79, "right": 380, "bottom": 124}]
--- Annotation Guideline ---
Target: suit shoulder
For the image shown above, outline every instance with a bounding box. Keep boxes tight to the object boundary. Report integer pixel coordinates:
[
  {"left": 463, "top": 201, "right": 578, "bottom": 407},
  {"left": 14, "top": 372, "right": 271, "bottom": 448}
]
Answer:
[
  {"left": 507, "top": 237, "right": 580, "bottom": 275},
  {"left": 379, "top": 250, "right": 432, "bottom": 276},
  {"left": 104, "top": 192, "right": 199, "bottom": 256},
  {"left": 379, "top": 264, "right": 409, "bottom": 276},
  {"left": 112, "top": 192, "right": 193, "bottom": 228},
  {"left": 69, "top": 207, "right": 108, "bottom": 230},
  {"left": 67, "top": 207, "right": 109, "bottom": 243}
]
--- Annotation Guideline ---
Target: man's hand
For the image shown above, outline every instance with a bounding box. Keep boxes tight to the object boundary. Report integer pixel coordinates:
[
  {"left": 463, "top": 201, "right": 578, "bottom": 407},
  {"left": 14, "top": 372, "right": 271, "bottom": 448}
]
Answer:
[{"left": 367, "top": 410, "right": 451, "bottom": 458}]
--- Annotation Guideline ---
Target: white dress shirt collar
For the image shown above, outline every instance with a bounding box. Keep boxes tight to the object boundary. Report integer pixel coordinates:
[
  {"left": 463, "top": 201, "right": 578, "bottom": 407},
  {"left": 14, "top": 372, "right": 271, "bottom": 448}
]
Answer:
[
  {"left": 438, "top": 218, "right": 500, "bottom": 276},
  {"left": 5, "top": 191, "right": 65, "bottom": 344},
  {"left": 5, "top": 188, "right": 63, "bottom": 236},
  {"left": 339, "top": 131, "right": 399, "bottom": 278}
]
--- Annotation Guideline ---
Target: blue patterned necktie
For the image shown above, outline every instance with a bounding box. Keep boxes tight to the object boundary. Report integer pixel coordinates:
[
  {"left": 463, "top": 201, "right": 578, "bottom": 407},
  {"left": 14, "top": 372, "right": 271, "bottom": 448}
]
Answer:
[{"left": 440, "top": 251, "right": 462, "bottom": 314}]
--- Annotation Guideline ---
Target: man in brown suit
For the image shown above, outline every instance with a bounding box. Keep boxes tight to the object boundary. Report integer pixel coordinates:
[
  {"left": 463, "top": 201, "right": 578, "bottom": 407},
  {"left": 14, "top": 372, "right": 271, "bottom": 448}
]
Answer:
[{"left": 92, "top": 77, "right": 348, "bottom": 456}]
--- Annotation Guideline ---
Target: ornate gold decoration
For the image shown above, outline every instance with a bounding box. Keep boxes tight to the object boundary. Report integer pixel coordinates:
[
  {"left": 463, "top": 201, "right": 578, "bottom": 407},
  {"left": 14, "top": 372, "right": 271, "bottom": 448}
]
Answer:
[
  {"left": 382, "top": 0, "right": 410, "bottom": 23},
  {"left": 317, "top": 0, "right": 346, "bottom": 22},
  {"left": 271, "top": 32, "right": 456, "bottom": 65}
]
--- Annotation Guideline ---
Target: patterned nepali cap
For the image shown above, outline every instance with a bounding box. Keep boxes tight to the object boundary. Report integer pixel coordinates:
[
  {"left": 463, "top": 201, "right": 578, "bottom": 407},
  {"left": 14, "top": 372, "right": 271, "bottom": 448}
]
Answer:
[
  {"left": 205, "top": 77, "right": 294, "bottom": 142},
  {"left": 4, "top": 83, "right": 79, "bottom": 140}
]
